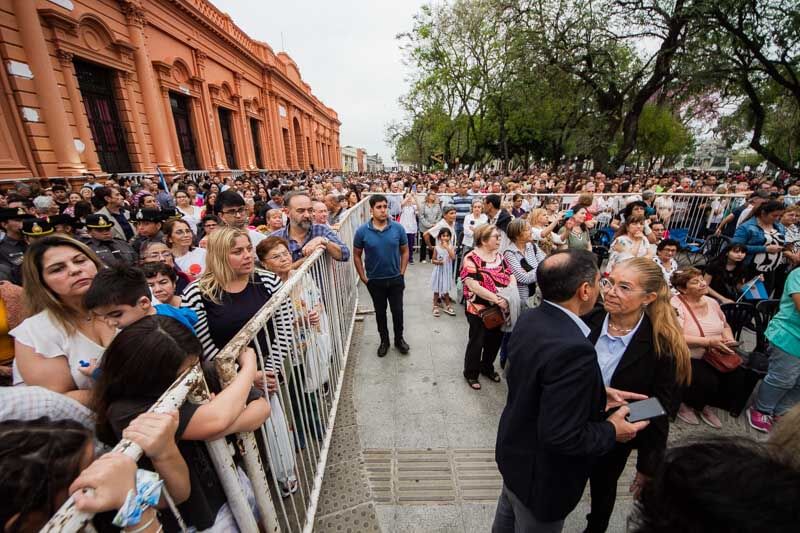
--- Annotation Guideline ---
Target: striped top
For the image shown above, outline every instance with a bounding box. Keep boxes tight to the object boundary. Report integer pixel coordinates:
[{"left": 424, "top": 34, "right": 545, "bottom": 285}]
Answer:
[
  {"left": 503, "top": 242, "right": 546, "bottom": 301},
  {"left": 181, "top": 270, "right": 294, "bottom": 372}
]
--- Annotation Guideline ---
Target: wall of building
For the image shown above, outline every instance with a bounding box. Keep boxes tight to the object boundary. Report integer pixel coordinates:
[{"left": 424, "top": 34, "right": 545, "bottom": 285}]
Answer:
[{"left": 0, "top": 0, "right": 341, "bottom": 181}]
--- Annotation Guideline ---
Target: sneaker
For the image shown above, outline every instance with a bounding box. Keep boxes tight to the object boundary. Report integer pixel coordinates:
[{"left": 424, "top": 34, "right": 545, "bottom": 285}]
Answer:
[
  {"left": 421, "top": 260, "right": 427, "bottom": 264},
  {"left": 699, "top": 407, "right": 722, "bottom": 429},
  {"left": 748, "top": 408, "right": 773, "bottom": 433},
  {"left": 677, "top": 404, "right": 699, "bottom": 425}
]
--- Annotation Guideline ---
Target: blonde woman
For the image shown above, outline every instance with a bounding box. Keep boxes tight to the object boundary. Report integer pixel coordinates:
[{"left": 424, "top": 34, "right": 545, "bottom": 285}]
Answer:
[
  {"left": 11, "top": 235, "right": 113, "bottom": 402},
  {"left": 181, "top": 227, "right": 291, "bottom": 367},
  {"left": 528, "top": 207, "right": 563, "bottom": 254},
  {"left": 581, "top": 257, "right": 691, "bottom": 532}
]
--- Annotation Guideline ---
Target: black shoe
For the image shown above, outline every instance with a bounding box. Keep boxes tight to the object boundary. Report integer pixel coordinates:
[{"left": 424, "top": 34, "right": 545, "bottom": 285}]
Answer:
[
  {"left": 377, "top": 341, "right": 389, "bottom": 358},
  {"left": 395, "top": 338, "right": 410, "bottom": 354}
]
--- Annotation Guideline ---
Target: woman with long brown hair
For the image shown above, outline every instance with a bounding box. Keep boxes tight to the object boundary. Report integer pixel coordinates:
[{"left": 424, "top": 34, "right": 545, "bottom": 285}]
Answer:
[
  {"left": 581, "top": 257, "right": 691, "bottom": 533},
  {"left": 11, "top": 235, "right": 113, "bottom": 401}
]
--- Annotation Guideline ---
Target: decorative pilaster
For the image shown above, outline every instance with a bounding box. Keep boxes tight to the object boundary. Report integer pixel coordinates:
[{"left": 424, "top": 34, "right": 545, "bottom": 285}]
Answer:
[{"left": 57, "top": 49, "right": 101, "bottom": 171}]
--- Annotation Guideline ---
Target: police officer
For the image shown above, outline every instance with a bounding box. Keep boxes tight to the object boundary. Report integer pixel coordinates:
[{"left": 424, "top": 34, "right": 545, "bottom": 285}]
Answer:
[
  {"left": 21, "top": 218, "right": 55, "bottom": 243},
  {"left": 49, "top": 214, "right": 83, "bottom": 238},
  {"left": 130, "top": 208, "right": 166, "bottom": 254},
  {"left": 84, "top": 213, "right": 137, "bottom": 266},
  {"left": 0, "top": 207, "right": 33, "bottom": 283}
]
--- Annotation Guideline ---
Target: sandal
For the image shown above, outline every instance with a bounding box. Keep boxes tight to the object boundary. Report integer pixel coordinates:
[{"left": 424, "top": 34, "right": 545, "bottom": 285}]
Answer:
[
  {"left": 432, "top": 306, "right": 440, "bottom": 317},
  {"left": 481, "top": 371, "right": 501, "bottom": 383},
  {"left": 466, "top": 377, "right": 481, "bottom": 390},
  {"left": 443, "top": 306, "right": 456, "bottom": 316}
]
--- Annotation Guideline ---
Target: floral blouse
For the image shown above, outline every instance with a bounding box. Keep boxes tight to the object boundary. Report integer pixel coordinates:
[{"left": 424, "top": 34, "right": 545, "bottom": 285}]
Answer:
[{"left": 459, "top": 251, "right": 513, "bottom": 316}]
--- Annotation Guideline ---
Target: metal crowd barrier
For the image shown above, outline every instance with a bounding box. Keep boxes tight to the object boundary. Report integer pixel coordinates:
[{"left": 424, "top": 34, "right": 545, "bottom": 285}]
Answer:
[
  {"left": 44, "top": 198, "right": 372, "bottom": 533},
  {"left": 416, "top": 192, "right": 746, "bottom": 238}
]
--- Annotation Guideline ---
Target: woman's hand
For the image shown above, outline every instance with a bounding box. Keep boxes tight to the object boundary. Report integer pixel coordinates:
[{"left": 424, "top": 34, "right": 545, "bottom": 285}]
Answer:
[
  {"left": 629, "top": 471, "right": 649, "bottom": 500},
  {"left": 307, "top": 308, "right": 320, "bottom": 327},
  {"left": 495, "top": 295, "right": 508, "bottom": 312},
  {"left": 254, "top": 370, "right": 278, "bottom": 394},
  {"left": 70, "top": 452, "right": 138, "bottom": 512},
  {"left": 707, "top": 337, "right": 734, "bottom": 354},
  {"left": 0, "top": 365, "right": 11, "bottom": 377},
  {"left": 123, "top": 412, "right": 180, "bottom": 461},
  {"left": 237, "top": 347, "right": 257, "bottom": 376},
  {"left": 766, "top": 244, "right": 783, "bottom": 254}
]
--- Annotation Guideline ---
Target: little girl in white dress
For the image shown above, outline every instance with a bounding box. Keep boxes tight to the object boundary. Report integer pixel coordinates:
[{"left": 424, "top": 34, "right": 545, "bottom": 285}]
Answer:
[{"left": 430, "top": 228, "right": 456, "bottom": 316}]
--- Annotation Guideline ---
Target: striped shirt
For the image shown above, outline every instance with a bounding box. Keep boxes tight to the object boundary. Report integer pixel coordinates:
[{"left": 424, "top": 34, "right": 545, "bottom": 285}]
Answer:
[
  {"left": 181, "top": 270, "right": 294, "bottom": 372},
  {"left": 503, "top": 242, "right": 546, "bottom": 301}
]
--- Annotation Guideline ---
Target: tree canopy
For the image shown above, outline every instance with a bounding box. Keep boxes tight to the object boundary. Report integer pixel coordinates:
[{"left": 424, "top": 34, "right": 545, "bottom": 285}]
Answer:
[{"left": 388, "top": 0, "right": 800, "bottom": 176}]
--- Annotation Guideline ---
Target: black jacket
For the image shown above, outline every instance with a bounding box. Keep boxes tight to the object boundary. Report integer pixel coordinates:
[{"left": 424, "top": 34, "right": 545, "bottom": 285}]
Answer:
[
  {"left": 583, "top": 308, "right": 678, "bottom": 476},
  {"left": 496, "top": 302, "right": 616, "bottom": 522},
  {"left": 495, "top": 208, "right": 513, "bottom": 234}
]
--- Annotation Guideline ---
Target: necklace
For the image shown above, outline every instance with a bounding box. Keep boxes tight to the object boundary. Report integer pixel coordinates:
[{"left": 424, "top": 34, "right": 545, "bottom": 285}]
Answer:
[{"left": 608, "top": 313, "right": 643, "bottom": 334}]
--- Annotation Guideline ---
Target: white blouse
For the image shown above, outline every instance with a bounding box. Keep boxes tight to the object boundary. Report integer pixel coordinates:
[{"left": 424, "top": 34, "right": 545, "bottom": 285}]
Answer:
[{"left": 10, "top": 311, "right": 108, "bottom": 389}]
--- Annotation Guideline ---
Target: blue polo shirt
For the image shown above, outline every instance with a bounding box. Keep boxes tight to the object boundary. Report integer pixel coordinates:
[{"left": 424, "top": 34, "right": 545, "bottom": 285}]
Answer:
[{"left": 353, "top": 219, "right": 408, "bottom": 280}]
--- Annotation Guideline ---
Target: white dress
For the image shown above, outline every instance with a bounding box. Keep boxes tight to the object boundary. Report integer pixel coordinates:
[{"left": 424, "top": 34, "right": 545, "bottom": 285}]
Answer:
[
  {"left": 430, "top": 245, "right": 455, "bottom": 293},
  {"left": 10, "top": 310, "right": 109, "bottom": 389}
]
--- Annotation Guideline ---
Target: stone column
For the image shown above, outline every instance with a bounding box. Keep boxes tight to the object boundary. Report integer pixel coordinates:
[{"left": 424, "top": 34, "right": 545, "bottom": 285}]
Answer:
[
  {"left": 121, "top": 2, "right": 175, "bottom": 170},
  {"left": 120, "top": 70, "right": 152, "bottom": 170},
  {"left": 57, "top": 50, "right": 101, "bottom": 172},
  {"left": 13, "top": 0, "right": 84, "bottom": 174},
  {"left": 233, "top": 73, "right": 254, "bottom": 169}
]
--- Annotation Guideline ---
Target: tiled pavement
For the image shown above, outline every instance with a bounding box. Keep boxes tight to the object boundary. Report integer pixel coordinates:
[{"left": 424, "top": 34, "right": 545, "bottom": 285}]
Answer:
[{"left": 348, "top": 261, "right": 765, "bottom": 532}]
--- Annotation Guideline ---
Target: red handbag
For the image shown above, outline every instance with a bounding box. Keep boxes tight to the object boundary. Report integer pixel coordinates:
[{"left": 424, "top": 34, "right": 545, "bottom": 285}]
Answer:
[
  {"left": 678, "top": 296, "right": 741, "bottom": 373},
  {"left": 479, "top": 305, "right": 505, "bottom": 329}
]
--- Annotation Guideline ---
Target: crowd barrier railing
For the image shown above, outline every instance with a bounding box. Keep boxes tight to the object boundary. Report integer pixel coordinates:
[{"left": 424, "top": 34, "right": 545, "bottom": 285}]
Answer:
[
  {"left": 413, "top": 192, "right": 747, "bottom": 238},
  {"left": 43, "top": 198, "right": 372, "bottom": 533}
]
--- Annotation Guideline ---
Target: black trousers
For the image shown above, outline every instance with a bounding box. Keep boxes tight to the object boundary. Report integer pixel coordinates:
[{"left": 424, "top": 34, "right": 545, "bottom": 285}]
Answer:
[
  {"left": 463, "top": 312, "right": 503, "bottom": 380},
  {"left": 366, "top": 275, "right": 405, "bottom": 342},
  {"left": 584, "top": 445, "right": 632, "bottom": 533},
  {"left": 419, "top": 233, "right": 434, "bottom": 262},
  {"left": 682, "top": 358, "right": 760, "bottom": 416}
]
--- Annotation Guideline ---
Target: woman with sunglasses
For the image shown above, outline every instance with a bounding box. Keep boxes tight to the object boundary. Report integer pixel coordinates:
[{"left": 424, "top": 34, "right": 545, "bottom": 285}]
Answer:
[{"left": 581, "top": 257, "right": 691, "bottom": 532}]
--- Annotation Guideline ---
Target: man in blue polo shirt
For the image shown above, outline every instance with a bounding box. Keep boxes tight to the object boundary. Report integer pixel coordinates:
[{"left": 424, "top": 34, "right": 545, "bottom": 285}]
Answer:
[{"left": 353, "top": 194, "right": 410, "bottom": 357}]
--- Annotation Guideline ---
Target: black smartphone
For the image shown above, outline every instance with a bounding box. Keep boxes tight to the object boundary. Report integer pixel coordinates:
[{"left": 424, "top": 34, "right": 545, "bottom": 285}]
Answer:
[{"left": 626, "top": 397, "right": 667, "bottom": 423}]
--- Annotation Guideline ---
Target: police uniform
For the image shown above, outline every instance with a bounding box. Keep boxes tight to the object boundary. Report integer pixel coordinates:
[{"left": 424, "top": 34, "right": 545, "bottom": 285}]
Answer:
[
  {"left": 130, "top": 208, "right": 167, "bottom": 254},
  {"left": 0, "top": 207, "right": 33, "bottom": 284},
  {"left": 22, "top": 218, "right": 55, "bottom": 241},
  {"left": 84, "top": 213, "right": 137, "bottom": 266}
]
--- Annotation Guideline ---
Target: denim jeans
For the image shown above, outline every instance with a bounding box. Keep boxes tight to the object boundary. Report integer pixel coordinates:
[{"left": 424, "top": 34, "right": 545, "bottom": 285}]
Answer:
[
  {"left": 492, "top": 484, "right": 565, "bottom": 533},
  {"left": 754, "top": 344, "right": 800, "bottom": 416}
]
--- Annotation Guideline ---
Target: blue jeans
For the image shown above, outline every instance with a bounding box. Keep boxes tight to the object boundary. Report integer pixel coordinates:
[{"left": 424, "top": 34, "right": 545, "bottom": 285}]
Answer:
[
  {"left": 754, "top": 344, "right": 800, "bottom": 416},
  {"left": 492, "top": 484, "right": 565, "bottom": 533}
]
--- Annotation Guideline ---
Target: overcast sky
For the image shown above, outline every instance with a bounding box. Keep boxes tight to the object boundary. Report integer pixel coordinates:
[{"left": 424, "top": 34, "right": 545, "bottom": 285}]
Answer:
[{"left": 212, "top": 0, "right": 428, "bottom": 165}]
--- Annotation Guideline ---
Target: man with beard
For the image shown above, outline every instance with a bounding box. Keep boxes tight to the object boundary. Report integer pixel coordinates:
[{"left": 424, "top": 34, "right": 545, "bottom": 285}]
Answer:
[{"left": 269, "top": 191, "right": 349, "bottom": 269}]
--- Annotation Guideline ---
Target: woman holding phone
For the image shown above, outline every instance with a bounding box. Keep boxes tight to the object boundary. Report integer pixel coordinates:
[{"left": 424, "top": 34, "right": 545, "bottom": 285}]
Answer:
[{"left": 581, "top": 258, "right": 690, "bottom": 533}]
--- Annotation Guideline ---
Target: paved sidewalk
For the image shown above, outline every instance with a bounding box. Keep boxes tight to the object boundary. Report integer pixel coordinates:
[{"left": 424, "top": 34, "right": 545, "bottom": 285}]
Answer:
[{"left": 352, "top": 261, "right": 765, "bottom": 533}]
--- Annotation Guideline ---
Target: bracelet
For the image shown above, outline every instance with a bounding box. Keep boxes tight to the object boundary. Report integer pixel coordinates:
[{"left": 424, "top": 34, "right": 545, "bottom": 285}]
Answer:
[{"left": 124, "top": 512, "right": 156, "bottom": 533}]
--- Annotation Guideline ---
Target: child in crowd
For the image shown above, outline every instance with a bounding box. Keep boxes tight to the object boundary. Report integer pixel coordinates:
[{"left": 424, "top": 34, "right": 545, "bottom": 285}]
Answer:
[
  {"left": 430, "top": 227, "right": 456, "bottom": 317},
  {"left": 92, "top": 316, "right": 270, "bottom": 532},
  {"left": 85, "top": 265, "right": 197, "bottom": 332},
  {"left": 143, "top": 262, "right": 183, "bottom": 307}
]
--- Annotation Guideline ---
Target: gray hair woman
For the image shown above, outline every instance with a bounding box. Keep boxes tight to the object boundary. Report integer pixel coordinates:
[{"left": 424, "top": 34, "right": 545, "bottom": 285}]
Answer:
[{"left": 418, "top": 191, "right": 442, "bottom": 262}]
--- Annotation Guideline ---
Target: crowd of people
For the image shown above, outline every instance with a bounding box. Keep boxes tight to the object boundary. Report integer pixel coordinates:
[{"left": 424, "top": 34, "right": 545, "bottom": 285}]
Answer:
[{"left": 0, "top": 166, "right": 798, "bottom": 532}]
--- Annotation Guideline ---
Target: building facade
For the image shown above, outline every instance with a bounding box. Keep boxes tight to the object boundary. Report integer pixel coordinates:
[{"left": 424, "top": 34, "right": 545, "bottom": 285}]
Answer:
[
  {"left": 366, "top": 153, "right": 382, "bottom": 172},
  {"left": 341, "top": 145, "right": 357, "bottom": 172},
  {"left": 0, "top": 0, "right": 341, "bottom": 182}
]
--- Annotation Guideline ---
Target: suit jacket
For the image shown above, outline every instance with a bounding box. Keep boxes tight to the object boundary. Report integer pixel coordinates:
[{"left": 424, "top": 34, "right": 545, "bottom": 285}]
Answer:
[
  {"left": 496, "top": 302, "right": 616, "bottom": 522},
  {"left": 95, "top": 207, "right": 128, "bottom": 242},
  {"left": 584, "top": 308, "right": 678, "bottom": 476}
]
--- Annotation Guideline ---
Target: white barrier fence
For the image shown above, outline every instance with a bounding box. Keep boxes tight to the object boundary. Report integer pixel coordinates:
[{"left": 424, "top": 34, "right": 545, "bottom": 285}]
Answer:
[
  {"left": 418, "top": 192, "right": 747, "bottom": 238},
  {"left": 44, "top": 199, "right": 371, "bottom": 533}
]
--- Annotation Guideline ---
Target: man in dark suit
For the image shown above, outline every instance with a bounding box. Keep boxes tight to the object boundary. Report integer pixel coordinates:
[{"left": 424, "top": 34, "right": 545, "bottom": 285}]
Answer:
[{"left": 493, "top": 250, "right": 650, "bottom": 532}]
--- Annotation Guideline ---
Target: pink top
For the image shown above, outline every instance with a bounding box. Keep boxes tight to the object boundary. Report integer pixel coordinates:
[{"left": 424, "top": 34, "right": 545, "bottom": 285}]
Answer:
[{"left": 671, "top": 295, "right": 727, "bottom": 359}]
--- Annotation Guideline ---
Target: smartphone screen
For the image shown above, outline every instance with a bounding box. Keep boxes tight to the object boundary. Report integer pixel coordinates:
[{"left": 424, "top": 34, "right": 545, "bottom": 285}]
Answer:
[{"left": 626, "top": 397, "right": 667, "bottom": 423}]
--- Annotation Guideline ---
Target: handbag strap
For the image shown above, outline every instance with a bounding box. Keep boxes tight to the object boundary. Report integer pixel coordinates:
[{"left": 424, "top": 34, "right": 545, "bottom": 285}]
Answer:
[{"left": 677, "top": 295, "right": 706, "bottom": 338}]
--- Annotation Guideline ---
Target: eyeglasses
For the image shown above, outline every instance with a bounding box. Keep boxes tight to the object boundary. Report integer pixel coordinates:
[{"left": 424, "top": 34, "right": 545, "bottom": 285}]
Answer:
[
  {"left": 144, "top": 251, "right": 173, "bottom": 260},
  {"left": 221, "top": 207, "right": 246, "bottom": 216},
  {"left": 599, "top": 277, "right": 648, "bottom": 296},
  {"left": 265, "top": 250, "right": 291, "bottom": 261}
]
